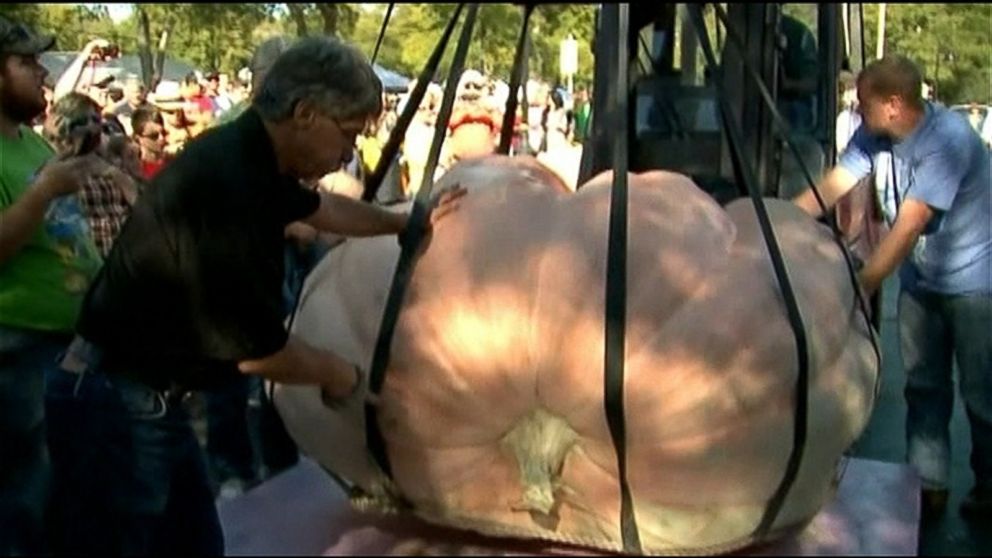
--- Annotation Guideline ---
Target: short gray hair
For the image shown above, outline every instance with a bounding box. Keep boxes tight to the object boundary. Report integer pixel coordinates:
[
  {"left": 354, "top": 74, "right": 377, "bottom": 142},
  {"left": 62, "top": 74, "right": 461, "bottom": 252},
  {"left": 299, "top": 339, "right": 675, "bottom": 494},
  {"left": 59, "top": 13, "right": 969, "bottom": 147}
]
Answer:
[
  {"left": 250, "top": 35, "right": 292, "bottom": 91},
  {"left": 252, "top": 36, "right": 383, "bottom": 124}
]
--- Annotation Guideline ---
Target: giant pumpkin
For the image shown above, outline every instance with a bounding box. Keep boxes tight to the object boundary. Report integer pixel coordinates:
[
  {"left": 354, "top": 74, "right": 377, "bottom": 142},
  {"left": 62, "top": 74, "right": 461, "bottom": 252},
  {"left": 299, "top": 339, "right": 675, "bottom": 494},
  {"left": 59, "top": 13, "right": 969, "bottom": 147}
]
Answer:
[{"left": 274, "top": 156, "right": 879, "bottom": 554}]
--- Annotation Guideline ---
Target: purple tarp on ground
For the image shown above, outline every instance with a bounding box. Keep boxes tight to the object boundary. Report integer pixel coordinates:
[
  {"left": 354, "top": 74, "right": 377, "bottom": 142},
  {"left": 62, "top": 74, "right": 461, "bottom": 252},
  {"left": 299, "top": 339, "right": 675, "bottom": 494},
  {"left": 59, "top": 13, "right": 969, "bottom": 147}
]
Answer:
[{"left": 217, "top": 456, "right": 920, "bottom": 556}]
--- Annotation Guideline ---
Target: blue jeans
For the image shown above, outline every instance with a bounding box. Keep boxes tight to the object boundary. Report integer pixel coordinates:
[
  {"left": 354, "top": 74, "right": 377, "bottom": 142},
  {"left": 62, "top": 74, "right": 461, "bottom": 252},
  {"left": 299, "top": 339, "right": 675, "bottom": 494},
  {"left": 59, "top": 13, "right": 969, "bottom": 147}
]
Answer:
[
  {"left": 0, "top": 325, "right": 69, "bottom": 555},
  {"left": 45, "top": 350, "right": 223, "bottom": 555},
  {"left": 901, "top": 290, "right": 992, "bottom": 492},
  {"left": 206, "top": 376, "right": 257, "bottom": 486}
]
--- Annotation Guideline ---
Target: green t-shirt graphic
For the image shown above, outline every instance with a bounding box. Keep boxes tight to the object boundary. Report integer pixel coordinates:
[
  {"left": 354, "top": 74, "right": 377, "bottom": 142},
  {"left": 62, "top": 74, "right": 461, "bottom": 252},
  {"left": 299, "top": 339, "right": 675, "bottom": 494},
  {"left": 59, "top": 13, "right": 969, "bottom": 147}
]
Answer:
[{"left": 0, "top": 126, "right": 102, "bottom": 332}]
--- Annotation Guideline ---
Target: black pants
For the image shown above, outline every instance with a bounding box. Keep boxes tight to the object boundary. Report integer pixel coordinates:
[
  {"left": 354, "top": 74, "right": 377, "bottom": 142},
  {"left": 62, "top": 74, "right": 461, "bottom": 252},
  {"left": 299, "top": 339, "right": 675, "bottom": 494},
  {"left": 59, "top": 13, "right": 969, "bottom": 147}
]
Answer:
[{"left": 205, "top": 376, "right": 299, "bottom": 486}]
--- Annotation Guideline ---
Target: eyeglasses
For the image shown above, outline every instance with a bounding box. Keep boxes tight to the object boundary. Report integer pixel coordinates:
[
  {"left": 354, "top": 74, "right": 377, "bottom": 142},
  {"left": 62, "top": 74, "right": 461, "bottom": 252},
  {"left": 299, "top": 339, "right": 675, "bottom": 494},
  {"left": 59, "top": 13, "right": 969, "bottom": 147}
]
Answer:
[{"left": 325, "top": 116, "right": 363, "bottom": 144}]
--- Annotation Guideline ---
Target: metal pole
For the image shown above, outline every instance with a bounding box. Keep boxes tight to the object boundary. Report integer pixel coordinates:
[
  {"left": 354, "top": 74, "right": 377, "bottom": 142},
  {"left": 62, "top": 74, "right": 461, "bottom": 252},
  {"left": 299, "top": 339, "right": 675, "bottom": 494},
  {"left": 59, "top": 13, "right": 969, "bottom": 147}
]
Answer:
[
  {"left": 842, "top": 3, "right": 851, "bottom": 60},
  {"left": 371, "top": 3, "right": 395, "bottom": 65}
]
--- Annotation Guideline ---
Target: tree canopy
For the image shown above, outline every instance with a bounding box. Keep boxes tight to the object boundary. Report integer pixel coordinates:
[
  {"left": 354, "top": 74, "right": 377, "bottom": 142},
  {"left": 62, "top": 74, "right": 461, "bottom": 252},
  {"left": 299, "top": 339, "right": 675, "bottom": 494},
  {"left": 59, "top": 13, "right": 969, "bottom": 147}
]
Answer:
[
  {"left": 860, "top": 3, "right": 991, "bottom": 104},
  {"left": 1, "top": 3, "right": 988, "bottom": 104}
]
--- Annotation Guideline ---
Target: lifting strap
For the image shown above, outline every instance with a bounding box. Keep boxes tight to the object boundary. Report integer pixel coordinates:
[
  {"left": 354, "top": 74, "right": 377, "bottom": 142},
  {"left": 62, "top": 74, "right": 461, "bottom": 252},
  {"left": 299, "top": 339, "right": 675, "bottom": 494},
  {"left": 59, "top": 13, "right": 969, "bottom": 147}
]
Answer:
[
  {"left": 601, "top": 4, "right": 642, "bottom": 553},
  {"left": 709, "top": 3, "right": 881, "bottom": 393},
  {"left": 687, "top": 3, "right": 811, "bottom": 541},
  {"left": 371, "top": 3, "right": 395, "bottom": 65},
  {"left": 362, "top": 5, "right": 465, "bottom": 203},
  {"left": 497, "top": 4, "right": 536, "bottom": 155},
  {"left": 364, "top": 3, "right": 481, "bottom": 481}
]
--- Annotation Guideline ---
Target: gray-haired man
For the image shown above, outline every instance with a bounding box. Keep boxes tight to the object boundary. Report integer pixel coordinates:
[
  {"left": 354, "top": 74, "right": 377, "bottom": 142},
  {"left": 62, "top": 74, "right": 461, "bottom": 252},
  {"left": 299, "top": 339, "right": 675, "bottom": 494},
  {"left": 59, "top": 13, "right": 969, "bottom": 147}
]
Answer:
[{"left": 44, "top": 36, "right": 465, "bottom": 555}]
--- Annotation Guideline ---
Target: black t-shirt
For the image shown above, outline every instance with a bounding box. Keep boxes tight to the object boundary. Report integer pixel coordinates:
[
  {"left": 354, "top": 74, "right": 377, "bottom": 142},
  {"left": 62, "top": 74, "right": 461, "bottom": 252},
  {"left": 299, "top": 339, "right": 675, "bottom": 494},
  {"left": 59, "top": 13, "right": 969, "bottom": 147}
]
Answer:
[{"left": 77, "top": 108, "right": 321, "bottom": 390}]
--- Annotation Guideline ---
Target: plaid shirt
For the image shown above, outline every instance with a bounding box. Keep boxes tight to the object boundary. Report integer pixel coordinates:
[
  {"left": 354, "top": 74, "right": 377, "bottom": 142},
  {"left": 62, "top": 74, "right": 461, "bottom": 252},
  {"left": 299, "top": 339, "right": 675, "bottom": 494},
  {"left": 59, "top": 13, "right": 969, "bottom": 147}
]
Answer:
[{"left": 78, "top": 173, "right": 134, "bottom": 258}]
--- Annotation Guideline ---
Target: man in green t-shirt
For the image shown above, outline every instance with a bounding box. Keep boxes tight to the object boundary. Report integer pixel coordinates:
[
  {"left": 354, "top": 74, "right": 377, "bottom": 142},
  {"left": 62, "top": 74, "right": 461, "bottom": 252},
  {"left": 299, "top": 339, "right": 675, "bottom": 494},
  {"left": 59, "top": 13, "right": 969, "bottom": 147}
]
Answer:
[{"left": 0, "top": 15, "right": 104, "bottom": 554}]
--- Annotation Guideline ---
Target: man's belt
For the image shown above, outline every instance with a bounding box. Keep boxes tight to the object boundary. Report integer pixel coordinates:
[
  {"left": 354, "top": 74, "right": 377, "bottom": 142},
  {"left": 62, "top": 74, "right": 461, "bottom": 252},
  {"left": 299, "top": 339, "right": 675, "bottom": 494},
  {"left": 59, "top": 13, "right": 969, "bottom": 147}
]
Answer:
[{"left": 58, "top": 335, "right": 190, "bottom": 405}]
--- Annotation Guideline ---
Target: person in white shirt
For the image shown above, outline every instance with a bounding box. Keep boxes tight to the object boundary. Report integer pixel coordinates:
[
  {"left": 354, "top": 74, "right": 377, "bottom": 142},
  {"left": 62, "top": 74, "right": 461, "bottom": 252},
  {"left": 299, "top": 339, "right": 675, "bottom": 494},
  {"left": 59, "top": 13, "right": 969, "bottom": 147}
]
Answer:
[{"left": 835, "top": 71, "right": 862, "bottom": 153}]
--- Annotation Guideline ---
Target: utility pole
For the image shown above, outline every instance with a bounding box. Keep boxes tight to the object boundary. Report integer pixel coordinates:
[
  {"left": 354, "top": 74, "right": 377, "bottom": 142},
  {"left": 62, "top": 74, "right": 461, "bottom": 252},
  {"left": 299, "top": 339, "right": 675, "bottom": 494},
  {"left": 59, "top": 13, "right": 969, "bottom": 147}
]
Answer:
[{"left": 876, "top": 3, "right": 886, "bottom": 60}]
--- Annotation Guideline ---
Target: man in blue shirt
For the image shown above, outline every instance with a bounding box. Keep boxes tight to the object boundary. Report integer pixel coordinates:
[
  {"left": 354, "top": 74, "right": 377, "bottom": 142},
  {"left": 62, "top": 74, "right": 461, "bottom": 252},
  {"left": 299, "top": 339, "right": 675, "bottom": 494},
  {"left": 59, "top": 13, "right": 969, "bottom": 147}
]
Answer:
[{"left": 793, "top": 54, "right": 991, "bottom": 521}]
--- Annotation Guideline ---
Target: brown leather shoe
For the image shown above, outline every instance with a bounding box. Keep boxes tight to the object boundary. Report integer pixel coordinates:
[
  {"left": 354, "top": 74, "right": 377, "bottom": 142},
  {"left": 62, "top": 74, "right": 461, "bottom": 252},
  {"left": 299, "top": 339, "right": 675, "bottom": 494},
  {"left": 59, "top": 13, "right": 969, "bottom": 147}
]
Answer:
[
  {"left": 960, "top": 486, "right": 992, "bottom": 520},
  {"left": 920, "top": 488, "right": 949, "bottom": 521}
]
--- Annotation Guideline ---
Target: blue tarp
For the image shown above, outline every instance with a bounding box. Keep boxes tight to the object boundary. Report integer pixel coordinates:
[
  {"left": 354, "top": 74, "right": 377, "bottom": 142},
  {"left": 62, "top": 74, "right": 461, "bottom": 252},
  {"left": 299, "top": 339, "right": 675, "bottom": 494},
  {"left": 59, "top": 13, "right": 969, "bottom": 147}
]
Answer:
[
  {"left": 40, "top": 51, "right": 199, "bottom": 85},
  {"left": 373, "top": 63, "right": 410, "bottom": 93},
  {"left": 42, "top": 51, "right": 411, "bottom": 93}
]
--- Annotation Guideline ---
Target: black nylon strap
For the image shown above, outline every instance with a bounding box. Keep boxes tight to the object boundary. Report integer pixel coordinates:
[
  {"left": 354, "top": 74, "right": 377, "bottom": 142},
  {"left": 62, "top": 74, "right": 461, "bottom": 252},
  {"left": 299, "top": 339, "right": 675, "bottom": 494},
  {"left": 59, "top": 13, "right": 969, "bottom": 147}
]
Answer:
[
  {"left": 362, "top": 6, "right": 464, "bottom": 203},
  {"left": 497, "top": 4, "right": 535, "bottom": 155},
  {"left": 601, "top": 4, "right": 641, "bottom": 553},
  {"left": 687, "top": 4, "right": 810, "bottom": 540},
  {"left": 710, "top": 3, "right": 881, "bottom": 394},
  {"left": 371, "top": 3, "right": 394, "bottom": 65},
  {"left": 364, "top": 3, "right": 480, "bottom": 481}
]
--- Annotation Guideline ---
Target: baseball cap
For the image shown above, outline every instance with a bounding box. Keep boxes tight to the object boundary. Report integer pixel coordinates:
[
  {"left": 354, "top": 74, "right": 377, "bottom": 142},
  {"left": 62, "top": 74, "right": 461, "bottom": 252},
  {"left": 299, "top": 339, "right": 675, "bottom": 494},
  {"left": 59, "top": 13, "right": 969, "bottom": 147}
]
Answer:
[{"left": 0, "top": 16, "right": 55, "bottom": 56}]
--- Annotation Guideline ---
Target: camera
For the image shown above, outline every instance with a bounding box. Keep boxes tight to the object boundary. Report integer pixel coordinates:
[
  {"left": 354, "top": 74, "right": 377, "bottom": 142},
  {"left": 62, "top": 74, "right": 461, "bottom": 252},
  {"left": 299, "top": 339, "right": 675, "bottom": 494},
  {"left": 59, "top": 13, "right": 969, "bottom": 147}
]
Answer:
[{"left": 90, "top": 44, "right": 121, "bottom": 61}]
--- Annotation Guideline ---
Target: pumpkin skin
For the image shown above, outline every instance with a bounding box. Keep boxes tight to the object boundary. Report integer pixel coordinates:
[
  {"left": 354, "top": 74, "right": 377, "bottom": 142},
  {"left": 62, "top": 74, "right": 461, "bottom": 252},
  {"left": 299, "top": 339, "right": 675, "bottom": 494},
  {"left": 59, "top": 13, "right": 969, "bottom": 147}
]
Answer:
[{"left": 274, "top": 156, "right": 879, "bottom": 555}]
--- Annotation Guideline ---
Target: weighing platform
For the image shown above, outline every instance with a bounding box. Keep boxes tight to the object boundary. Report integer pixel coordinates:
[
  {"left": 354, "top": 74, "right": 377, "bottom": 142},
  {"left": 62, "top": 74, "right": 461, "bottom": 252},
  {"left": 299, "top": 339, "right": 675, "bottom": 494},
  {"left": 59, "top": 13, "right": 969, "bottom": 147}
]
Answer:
[{"left": 218, "top": 456, "right": 920, "bottom": 556}]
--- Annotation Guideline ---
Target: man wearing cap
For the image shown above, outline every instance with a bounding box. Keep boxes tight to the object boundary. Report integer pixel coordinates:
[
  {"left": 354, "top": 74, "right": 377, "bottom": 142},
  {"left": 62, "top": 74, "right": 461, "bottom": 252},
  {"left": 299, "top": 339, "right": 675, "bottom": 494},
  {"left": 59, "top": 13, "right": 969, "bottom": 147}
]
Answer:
[
  {"left": 0, "top": 15, "right": 105, "bottom": 554},
  {"left": 43, "top": 35, "right": 465, "bottom": 554}
]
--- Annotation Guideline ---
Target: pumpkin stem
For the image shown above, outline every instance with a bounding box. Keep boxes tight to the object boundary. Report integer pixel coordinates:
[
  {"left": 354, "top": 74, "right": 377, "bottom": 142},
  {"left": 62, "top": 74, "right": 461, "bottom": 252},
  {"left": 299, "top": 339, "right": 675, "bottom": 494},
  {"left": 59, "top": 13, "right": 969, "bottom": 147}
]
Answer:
[{"left": 501, "top": 408, "right": 579, "bottom": 516}]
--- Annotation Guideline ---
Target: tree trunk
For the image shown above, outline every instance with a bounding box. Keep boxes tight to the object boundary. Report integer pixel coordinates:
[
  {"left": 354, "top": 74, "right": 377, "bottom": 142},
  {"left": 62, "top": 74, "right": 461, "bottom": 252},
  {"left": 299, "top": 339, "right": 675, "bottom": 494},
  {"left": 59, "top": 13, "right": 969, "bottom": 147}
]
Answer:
[
  {"left": 287, "top": 4, "right": 309, "bottom": 37},
  {"left": 154, "top": 25, "right": 172, "bottom": 89},
  {"left": 317, "top": 4, "right": 338, "bottom": 36},
  {"left": 137, "top": 6, "right": 154, "bottom": 89}
]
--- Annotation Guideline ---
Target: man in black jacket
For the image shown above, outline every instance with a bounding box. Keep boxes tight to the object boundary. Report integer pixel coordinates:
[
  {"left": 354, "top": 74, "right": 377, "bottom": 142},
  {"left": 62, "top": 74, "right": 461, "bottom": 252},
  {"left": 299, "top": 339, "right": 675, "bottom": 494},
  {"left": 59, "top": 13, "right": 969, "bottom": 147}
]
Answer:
[{"left": 44, "top": 36, "right": 463, "bottom": 555}]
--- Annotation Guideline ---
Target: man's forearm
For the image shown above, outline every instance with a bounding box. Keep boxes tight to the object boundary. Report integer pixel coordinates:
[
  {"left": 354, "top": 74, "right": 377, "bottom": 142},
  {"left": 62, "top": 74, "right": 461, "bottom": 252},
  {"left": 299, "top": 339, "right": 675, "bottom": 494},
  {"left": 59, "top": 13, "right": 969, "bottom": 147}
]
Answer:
[
  {"left": 858, "top": 200, "right": 932, "bottom": 295},
  {"left": 237, "top": 335, "right": 358, "bottom": 397},
  {"left": 306, "top": 192, "right": 408, "bottom": 237},
  {"left": 792, "top": 166, "right": 860, "bottom": 218},
  {"left": 53, "top": 52, "right": 91, "bottom": 100},
  {"left": 858, "top": 226, "right": 917, "bottom": 295},
  {"left": 0, "top": 184, "right": 56, "bottom": 266}
]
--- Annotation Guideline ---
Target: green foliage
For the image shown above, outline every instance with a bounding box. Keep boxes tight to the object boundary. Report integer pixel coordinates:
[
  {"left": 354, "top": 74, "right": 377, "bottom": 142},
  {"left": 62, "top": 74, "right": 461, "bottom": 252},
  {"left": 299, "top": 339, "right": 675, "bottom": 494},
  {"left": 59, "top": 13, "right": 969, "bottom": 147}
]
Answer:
[
  {"left": 281, "top": 4, "right": 358, "bottom": 38},
  {"left": 2, "top": 3, "right": 986, "bottom": 104},
  {"left": 345, "top": 4, "right": 596, "bottom": 87},
  {"left": 0, "top": 4, "right": 123, "bottom": 51},
  {"left": 861, "top": 3, "right": 991, "bottom": 104}
]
